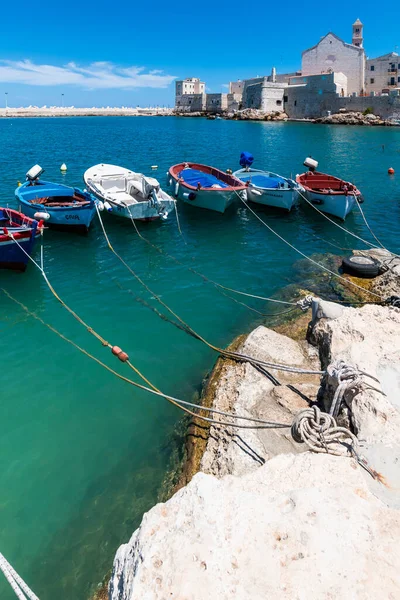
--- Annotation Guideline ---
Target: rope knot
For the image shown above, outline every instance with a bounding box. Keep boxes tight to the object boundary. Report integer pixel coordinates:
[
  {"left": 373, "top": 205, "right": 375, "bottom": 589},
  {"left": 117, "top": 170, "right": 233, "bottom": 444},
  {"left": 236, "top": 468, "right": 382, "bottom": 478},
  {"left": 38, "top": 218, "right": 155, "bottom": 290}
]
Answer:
[
  {"left": 296, "top": 295, "right": 314, "bottom": 311},
  {"left": 327, "top": 360, "right": 362, "bottom": 417},
  {"left": 385, "top": 295, "right": 400, "bottom": 308},
  {"left": 291, "top": 405, "right": 358, "bottom": 457}
]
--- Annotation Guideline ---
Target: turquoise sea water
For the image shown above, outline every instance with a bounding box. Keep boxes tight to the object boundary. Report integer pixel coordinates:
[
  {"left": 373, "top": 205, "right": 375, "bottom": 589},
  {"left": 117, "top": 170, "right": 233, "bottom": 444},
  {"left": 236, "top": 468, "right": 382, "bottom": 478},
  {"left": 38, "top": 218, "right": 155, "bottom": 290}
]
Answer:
[{"left": 0, "top": 117, "right": 399, "bottom": 599}]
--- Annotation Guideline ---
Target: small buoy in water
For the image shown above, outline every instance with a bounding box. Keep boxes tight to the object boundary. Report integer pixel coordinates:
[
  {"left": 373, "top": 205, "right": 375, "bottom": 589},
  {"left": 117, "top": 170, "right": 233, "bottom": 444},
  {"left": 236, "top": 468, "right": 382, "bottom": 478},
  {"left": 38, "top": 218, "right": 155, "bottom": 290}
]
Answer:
[
  {"left": 111, "top": 345, "right": 129, "bottom": 362},
  {"left": 17, "top": 181, "right": 21, "bottom": 187},
  {"left": 151, "top": 165, "right": 158, "bottom": 170},
  {"left": 388, "top": 167, "right": 395, "bottom": 175},
  {"left": 97, "top": 201, "right": 104, "bottom": 211},
  {"left": 60, "top": 163, "right": 67, "bottom": 172},
  {"left": 34, "top": 211, "right": 50, "bottom": 220},
  {"left": 103, "top": 201, "right": 113, "bottom": 212}
]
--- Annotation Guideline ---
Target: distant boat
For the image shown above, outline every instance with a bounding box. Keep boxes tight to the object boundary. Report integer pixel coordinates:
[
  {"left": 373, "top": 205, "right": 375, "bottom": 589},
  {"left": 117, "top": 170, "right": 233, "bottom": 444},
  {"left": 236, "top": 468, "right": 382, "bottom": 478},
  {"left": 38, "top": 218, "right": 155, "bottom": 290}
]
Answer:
[
  {"left": 167, "top": 162, "right": 246, "bottom": 213},
  {"left": 234, "top": 152, "right": 302, "bottom": 212},
  {"left": 84, "top": 164, "right": 175, "bottom": 221},
  {"left": 16, "top": 165, "right": 97, "bottom": 232},
  {"left": 0, "top": 207, "right": 42, "bottom": 271},
  {"left": 296, "top": 158, "right": 362, "bottom": 220}
]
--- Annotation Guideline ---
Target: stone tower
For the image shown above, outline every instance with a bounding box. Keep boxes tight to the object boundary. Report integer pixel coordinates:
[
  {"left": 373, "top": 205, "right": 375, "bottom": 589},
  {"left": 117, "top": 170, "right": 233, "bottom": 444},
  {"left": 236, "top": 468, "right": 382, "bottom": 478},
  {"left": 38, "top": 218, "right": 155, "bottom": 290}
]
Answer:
[{"left": 352, "top": 18, "right": 363, "bottom": 47}]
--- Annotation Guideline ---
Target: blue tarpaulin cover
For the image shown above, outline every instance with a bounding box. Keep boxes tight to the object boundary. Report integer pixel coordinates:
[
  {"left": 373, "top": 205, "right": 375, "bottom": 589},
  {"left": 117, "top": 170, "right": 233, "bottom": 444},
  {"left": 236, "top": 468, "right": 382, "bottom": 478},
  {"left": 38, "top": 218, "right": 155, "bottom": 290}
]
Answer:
[
  {"left": 178, "top": 168, "right": 229, "bottom": 189},
  {"left": 236, "top": 173, "right": 285, "bottom": 189},
  {"left": 239, "top": 152, "right": 254, "bottom": 168}
]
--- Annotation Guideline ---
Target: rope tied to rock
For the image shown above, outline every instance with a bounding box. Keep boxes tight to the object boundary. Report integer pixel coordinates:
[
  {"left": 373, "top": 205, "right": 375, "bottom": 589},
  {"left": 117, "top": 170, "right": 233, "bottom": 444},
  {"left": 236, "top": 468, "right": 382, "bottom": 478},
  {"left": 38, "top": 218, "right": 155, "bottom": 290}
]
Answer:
[
  {"left": 296, "top": 295, "right": 314, "bottom": 311},
  {"left": 385, "top": 295, "right": 400, "bottom": 308},
  {"left": 328, "top": 360, "right": 363, "bottom": 417},
  {"left": 291, "top": 405, "right": 359, "bottom": 457}
]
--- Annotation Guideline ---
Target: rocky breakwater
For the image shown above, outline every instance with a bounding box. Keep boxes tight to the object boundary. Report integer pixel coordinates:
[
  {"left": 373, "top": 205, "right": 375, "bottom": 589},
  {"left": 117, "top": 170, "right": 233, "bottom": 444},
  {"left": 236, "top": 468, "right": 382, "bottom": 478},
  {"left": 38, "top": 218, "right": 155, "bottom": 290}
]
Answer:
[
  {"left": 108, "top": 280, "right": 400, "bottom": 599},
  {"left": 315, "top": 111, "right": 387, "bottom": 126},
  {"left": 234, "top": 108, "right": 288, "bottom": 122}
]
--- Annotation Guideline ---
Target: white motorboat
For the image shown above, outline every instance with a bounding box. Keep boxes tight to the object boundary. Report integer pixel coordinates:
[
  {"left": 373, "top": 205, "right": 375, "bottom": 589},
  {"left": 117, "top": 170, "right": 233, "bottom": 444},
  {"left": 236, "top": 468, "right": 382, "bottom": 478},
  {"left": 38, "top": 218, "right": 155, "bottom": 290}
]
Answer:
[
  {"left": 84, "top": 164, "right": 175, "bottom": 221},
  {"left": 234, "top": 152, "right": 301, "bottom": 212}
]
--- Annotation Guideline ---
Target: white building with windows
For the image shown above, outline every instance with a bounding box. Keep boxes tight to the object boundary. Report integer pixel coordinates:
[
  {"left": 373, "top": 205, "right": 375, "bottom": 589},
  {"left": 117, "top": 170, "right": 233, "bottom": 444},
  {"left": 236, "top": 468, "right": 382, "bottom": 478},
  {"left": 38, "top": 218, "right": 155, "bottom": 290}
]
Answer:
[
  {"left": 175, "top": 77, "right": 206, "bottom": 112},
  {"left": 366, "top": 53, "right": 400, "bottom": 94},
  {"left": 175, "top": 78, "right": 205, "bottom": 95}
]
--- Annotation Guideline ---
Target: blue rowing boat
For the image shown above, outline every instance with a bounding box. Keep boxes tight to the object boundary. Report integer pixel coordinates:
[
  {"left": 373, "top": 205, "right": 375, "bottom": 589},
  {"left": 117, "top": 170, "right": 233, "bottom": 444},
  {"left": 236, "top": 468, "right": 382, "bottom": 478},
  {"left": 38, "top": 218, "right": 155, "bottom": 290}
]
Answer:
[
  {"left": 0, "top": 207, "right": 42, "bottom": 271},
  {"left": 16, "top": 165, "right": 97, "bottom": 232}
]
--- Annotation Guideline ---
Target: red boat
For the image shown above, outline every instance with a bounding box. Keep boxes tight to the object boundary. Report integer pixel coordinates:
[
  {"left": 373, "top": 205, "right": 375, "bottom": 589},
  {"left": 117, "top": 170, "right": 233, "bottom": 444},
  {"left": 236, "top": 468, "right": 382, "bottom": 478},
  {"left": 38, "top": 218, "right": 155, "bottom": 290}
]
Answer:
[
  {"left": 168, "top": 162, "right": 246, "bottom": 213},
  {"left": 0, "top": 208, "right": 42, "bottom": 271},
  {"left": 296, "top": 158, "right": 362, "bottom": 220}
]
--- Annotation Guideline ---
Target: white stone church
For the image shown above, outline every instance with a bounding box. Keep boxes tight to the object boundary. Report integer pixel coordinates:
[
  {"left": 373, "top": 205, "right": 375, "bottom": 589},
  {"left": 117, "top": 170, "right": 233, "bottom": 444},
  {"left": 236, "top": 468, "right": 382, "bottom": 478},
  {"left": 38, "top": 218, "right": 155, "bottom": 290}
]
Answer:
[{"left": 301, "top": 19, "right": 399, "bottom": 96}]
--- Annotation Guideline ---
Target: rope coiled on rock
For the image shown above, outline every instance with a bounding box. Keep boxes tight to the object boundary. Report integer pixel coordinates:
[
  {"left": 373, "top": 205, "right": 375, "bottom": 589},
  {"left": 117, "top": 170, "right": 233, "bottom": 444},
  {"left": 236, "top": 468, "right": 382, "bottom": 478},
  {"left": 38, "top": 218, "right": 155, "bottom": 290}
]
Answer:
[{"left": 291, "top": 405, "right": 358, "bottom": 456}]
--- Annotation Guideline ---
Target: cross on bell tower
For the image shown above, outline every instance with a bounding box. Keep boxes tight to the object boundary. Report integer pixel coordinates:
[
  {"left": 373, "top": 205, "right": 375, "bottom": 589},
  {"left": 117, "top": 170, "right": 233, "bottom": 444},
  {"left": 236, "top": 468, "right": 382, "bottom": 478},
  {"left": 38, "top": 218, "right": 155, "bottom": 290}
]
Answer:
[{"left": 352, "top": 18, "right": 363, "bottom": 48}]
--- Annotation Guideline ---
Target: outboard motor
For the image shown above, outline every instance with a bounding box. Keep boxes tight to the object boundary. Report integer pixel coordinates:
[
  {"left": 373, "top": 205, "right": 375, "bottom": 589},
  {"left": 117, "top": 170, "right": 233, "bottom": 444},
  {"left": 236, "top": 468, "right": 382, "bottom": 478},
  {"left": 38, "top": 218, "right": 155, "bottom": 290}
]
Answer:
[
  {"left": 240, "top": 151, "right": 254, "bottom": 171},
  {"left": 303, "top": 157, "right": 318, "bottom": 172},
  {"left": 26, "top": 164, "right": 44, "bottom": 182}
]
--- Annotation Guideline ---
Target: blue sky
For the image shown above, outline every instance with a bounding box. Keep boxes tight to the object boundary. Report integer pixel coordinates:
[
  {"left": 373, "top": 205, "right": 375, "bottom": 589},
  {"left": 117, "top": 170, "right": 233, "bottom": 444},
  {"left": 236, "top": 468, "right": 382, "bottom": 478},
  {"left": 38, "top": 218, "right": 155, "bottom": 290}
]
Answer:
[{"left": 0, "top": 0, "right": 398, "bottom": 107}]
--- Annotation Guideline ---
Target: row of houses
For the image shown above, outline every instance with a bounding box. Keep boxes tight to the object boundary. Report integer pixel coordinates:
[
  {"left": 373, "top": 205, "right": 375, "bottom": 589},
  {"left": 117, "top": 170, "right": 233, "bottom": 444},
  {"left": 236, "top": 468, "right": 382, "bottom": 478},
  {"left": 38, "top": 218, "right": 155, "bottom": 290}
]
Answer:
[{"left": 175, "top": 20, "right": 400, "bottom": 119}]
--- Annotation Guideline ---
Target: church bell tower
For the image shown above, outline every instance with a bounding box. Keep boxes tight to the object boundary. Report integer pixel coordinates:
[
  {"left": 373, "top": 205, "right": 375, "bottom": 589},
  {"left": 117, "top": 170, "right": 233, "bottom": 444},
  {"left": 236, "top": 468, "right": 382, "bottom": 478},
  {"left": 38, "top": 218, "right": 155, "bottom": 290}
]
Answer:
[{"left": 352, "top": 18, "right": 363, "bottom": 47}]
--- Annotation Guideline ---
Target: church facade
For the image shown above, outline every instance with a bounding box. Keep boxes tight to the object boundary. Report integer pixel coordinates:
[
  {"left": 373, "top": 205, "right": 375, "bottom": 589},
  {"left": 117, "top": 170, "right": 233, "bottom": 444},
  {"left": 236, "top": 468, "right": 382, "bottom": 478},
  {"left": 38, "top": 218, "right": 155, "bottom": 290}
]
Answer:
[{"left": 301, "top": 20, "right": 366, "bottom": 96}]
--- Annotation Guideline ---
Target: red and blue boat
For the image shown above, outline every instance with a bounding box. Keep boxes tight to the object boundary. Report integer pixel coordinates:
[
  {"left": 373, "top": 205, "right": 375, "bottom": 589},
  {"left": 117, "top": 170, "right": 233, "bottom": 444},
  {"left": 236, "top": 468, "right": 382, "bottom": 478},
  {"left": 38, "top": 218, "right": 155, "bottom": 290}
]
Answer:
[{"left": 0, "top": 207, "right": 42, "bottom": 271}]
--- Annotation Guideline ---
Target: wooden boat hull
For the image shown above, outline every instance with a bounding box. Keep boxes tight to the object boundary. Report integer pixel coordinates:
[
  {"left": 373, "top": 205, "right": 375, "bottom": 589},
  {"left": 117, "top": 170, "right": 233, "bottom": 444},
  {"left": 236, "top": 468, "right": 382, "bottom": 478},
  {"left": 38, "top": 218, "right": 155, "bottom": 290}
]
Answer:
[
  {"left": 170, "top": 180, "right": 238, "bottom": 213},
  {"left": 0, "top": 208, "right": 40, "bottom": 271},
  {"left": 168, "top": 163, "right": 245, "bottom": 213},
  {"left": 234, "top": 168, "right": 301, "bottom": 212},
  {"left": 302, "top": 189, "right": 357, "bottom": 220},
  {"left": 16, "top": 181, "right": 97, "bottom": 232},
  {"left": 296, "top": 171, "right": 361, "bottom": 220},
  {"left": 246, "top": 186, "right": 300, "bottom": 211}
]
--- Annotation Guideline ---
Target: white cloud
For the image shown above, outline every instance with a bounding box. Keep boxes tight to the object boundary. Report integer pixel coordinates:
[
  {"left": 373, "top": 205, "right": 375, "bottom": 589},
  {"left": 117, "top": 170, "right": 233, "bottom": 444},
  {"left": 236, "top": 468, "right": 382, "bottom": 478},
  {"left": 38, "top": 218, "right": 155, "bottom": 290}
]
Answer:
[{"left": 0, "top": 60, "right": 176, "bottom": 89}]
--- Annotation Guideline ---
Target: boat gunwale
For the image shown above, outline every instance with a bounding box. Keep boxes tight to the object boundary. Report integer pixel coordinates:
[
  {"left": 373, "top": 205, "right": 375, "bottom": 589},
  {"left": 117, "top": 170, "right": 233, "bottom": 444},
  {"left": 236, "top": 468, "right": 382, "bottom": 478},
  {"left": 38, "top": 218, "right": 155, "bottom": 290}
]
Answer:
[
  {"left": 233, "top": 168, "right": 298, "bottom": 192},
  {"left": 169, "top": 162, "right": 246, "bottom": 192},
  {"left": 296, "top": 171, "right": 361, "bottom": 197}
]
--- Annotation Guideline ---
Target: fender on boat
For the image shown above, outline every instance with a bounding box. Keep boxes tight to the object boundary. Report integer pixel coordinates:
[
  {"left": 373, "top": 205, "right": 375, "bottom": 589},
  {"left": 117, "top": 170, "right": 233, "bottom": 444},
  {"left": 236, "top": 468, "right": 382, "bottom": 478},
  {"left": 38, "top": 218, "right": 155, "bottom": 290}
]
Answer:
[{"left": 34, "top": 211, "right": 51, "bottom": 221}]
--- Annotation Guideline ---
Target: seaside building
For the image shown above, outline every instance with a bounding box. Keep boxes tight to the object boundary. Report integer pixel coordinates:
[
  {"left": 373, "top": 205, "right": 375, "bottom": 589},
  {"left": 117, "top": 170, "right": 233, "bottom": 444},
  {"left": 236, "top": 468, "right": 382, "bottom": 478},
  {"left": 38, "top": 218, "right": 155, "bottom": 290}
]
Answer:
[
  {"left": 175, "top": 77, "right": 206, "bottom": 112},
  {"left": 301, "top": 21, "right": 366, "bottom": 95},
  {"left": 366, "top": 53, "right": 400, "bottom": 94},
  {"left": 176, "top": 20, "right": 399, "bottom": 117},
  {"left": 175, "top": 78, "right": 205, "bottom": 95},
  {"left": 242, "top": 77, "right": 287, "bottom": 113}
]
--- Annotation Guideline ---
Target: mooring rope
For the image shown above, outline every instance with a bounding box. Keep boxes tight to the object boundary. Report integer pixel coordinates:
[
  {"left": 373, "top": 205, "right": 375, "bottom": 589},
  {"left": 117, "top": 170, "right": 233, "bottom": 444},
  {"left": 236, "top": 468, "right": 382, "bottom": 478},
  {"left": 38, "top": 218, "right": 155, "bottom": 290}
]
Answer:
[
  {"left": 296, "top": 188, "right": 380, "bottom": 250},
  {"left": 125, "top": 203, "right": 299, "bottom": 308},
  {"left": 0, "top": 553, "right": 39, "bottom": 600},
  {"left": 94, "top": 207, "right": 324, "bottom": 375},
  {"left": 291, "top": 405, "right": 382, "bottom": 480},
  {"left": 328, "top": 359, "right": 385, "bottom": 418},
  {"left": 1, "top": 288, "right": 291, "bottom": 430},
  {"left": 234, "top": 190, "right": 383, "bottom": 301},
  {"left": 352, "top": 193, "right": 400, "bottom": 259}
]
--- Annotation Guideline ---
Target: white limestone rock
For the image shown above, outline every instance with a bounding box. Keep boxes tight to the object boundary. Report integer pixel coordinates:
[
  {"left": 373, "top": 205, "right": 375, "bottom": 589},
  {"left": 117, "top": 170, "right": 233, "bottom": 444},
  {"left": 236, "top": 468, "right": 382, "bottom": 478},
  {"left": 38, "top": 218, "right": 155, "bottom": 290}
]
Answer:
[
  {"left": 200, "top": 326, "right": 320, "bottom": 478},
  {"left": 109, "top": 453, "right": 400, "bottom": 600},
  {"left": 310, "top": 304, "right": 400, "bottom": 507}
]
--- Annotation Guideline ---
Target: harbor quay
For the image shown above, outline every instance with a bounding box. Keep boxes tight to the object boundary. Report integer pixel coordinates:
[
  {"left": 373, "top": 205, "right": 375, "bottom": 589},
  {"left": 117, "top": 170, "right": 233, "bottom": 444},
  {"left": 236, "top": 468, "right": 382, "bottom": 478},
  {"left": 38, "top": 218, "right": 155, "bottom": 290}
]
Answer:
[{"left": 175, "top": 19, "right": 400, "bottom": 122}]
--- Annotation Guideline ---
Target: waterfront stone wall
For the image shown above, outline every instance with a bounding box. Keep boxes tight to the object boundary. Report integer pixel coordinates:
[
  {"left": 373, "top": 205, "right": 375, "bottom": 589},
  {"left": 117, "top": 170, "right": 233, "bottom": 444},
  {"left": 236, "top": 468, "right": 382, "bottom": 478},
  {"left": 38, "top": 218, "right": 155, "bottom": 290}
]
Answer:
[
  {"left": 243, "top": 78, "right": 286, "bottom": 113},
  {"left": 206, "top": 93, "right": 228, "bottom": 113},
  {"left": 286, "top": 84, "right": 400, "bottom": 120},
  {"left": 175, "top": 93, "right": 206, "bottom": 112},
  {"left": 227, "top": 93, "right": 242, "bottom": 112}
]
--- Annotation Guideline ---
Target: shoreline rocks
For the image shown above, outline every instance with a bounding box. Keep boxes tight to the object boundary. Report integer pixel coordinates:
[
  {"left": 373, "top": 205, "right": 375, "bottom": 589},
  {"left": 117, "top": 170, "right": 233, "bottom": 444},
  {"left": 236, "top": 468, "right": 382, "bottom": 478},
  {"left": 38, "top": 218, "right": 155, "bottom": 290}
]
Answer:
[
  {"left": 108, "top": 264, "right": 400, "bottom": 600},
  {"left": 314, "top": 111, "right": 387, "bottom": 126}
]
